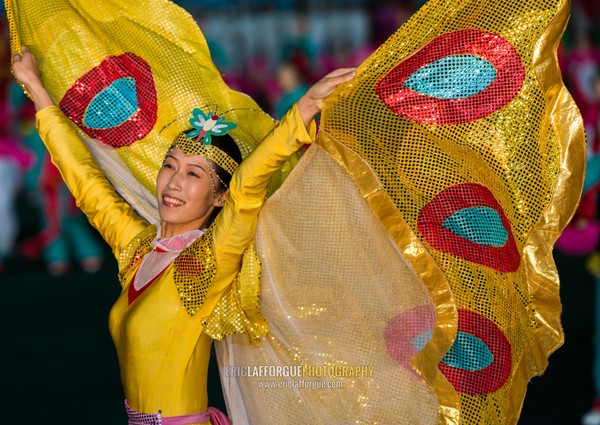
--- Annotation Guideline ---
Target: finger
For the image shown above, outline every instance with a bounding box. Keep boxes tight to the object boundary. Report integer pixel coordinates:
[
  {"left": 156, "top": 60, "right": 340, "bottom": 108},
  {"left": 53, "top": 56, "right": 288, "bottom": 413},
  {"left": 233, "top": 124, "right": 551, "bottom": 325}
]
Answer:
[
  {"left": 324, "top": 67, "right": 356, "bottom": 79},
  {"left": 22, "top": 46, "right": 29, "bottom": 52},
  {"left": 325, "top": 69, "right": 356, "bottom": 87},
  {"left": 12, "top": 51, "right": 21, "bottom": 61}
]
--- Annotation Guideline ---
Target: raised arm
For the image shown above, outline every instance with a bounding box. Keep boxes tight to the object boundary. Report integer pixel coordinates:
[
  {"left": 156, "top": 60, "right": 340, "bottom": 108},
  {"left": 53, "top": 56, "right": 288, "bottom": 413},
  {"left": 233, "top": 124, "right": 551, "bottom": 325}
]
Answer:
[
  {"left": 206, "top": 68, "right": 356, "bottom": 299},
  {"left": 12, "top": 47, "right": 148, "bottom": 258}
]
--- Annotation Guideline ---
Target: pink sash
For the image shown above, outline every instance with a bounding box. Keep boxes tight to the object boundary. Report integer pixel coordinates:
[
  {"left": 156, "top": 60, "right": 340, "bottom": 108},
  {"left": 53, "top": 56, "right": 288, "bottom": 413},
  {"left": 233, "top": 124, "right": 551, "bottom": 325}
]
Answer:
[{"left": 125, "top": 400, "right": 231, "bottom": 425}]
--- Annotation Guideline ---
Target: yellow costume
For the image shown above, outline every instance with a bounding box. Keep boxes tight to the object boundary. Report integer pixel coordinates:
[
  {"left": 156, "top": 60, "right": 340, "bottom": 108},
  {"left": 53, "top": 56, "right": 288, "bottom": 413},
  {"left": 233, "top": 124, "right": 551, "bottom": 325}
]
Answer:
[{"left": 35, "top": 103, "right": 314, "bottom": 420}]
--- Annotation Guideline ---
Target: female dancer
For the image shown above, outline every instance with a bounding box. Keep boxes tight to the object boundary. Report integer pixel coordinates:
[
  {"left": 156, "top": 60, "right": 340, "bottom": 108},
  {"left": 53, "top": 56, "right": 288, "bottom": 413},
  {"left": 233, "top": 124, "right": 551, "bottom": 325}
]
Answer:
[{"left": 12, "top": 46, "right": 355, "bottom": 424}]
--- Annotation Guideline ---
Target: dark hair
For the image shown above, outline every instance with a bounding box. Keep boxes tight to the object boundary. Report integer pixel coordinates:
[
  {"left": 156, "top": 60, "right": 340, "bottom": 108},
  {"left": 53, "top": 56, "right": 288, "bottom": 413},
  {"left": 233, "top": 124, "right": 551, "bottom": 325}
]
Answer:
[{"left": 209, "top": 133, "right": 243, "bottom": 191}]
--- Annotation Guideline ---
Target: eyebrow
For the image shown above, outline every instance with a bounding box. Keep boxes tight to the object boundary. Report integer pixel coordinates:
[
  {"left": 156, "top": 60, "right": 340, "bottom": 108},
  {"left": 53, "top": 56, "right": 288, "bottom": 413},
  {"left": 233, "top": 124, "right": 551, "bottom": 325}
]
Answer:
[
  {"left": 165, "top": 154, "right": 207, "bottom": 171},
  {"left": 190, "top": 163, "right": 207, "bottom": 172}
]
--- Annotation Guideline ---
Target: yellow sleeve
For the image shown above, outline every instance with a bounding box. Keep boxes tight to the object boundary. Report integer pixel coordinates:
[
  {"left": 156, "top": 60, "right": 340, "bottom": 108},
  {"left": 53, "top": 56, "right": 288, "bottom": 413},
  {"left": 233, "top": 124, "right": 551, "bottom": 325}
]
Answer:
[
  {"left": 201, "top": 104, "right": 315, "bottom": 310},
  {"left": 35, "top": 105, "right": 148, "bottom": 259}
]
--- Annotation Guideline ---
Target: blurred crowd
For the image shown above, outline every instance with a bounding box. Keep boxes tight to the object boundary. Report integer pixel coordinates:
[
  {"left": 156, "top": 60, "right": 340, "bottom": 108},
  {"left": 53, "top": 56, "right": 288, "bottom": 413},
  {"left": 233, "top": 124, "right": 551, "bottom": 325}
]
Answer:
[
  {"left": 0, "top": 16, "right": 106, "bottom": 276},
  {"left": 558, "top": 1, "right": 600, "bottom": 254},
  {"left": 195, "top": 2, "right": 418, "bottom": 118}
]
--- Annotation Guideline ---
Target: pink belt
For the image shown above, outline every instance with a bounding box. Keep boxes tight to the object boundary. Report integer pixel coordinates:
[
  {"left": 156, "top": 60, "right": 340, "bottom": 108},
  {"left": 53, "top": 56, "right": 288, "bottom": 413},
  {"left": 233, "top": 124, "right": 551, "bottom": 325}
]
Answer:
[{"left": 125, "top": 400, "right": 231, "bottom": 425}]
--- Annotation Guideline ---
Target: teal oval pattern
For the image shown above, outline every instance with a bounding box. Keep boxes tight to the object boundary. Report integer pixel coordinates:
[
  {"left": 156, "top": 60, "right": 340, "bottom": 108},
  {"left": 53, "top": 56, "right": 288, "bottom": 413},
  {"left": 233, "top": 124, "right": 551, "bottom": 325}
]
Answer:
[
  {"left": 441, "top": 331, "right": 494, "bottom": 371},
  {"left": 442, "top": 206, "right": 509, "bottom": 247},
  {"left": 83, "top": 77, "right": 138, "bottom": 129},
  {"left": 404, "top": 55, "right": 497, "bottom": 99}
]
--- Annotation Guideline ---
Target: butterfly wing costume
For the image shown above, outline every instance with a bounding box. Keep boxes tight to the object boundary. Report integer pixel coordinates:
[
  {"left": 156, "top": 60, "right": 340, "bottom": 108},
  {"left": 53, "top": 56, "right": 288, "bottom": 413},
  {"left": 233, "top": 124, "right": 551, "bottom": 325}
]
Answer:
[
  {"left": 218, "top": 0, "right": 584, "bottom": 423},
  {"left": 6, "top": 0, "right": 584, "bottom": 423}
]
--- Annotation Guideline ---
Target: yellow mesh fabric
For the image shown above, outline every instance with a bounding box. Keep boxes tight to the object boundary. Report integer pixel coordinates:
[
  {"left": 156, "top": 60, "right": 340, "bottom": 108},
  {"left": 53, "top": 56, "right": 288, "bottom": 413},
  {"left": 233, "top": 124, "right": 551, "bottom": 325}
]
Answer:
[
  {"left": 313, "top": 0, "right": 584, "bottom": 423},
  {"left": 5, "top": 0, "right": 287, "bottom": 197},
  {"left": 219, "top": 146, "right": 453, "bottom": 424}
]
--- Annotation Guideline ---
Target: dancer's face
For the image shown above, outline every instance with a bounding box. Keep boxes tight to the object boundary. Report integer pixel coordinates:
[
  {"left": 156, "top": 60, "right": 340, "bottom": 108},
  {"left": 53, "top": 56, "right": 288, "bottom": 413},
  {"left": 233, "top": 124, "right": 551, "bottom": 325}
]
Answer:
[{"left": 156, "top": 147, "right": 223, "bottom": 237}]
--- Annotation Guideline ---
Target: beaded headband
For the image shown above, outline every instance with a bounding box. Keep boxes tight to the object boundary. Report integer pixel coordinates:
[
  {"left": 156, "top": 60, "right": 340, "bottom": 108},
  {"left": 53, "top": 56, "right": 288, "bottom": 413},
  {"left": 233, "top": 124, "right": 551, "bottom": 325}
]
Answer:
[{"left": 169, "top": 108, "right": 239, "bottom": 176}]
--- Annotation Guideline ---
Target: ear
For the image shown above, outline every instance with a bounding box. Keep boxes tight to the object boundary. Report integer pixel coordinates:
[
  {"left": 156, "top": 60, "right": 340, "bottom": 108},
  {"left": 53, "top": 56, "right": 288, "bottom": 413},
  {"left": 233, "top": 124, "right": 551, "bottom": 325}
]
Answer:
[{"left": 213, "top": 188, "right": 229, "bottom": 207}]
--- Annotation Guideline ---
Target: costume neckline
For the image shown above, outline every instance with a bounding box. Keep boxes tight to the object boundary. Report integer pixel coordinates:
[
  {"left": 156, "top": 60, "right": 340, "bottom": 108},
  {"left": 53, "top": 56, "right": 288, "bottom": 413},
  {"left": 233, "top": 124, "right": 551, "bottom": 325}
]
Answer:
[{"left": 152, "top": 226, "right": 207, "bottom": 252}]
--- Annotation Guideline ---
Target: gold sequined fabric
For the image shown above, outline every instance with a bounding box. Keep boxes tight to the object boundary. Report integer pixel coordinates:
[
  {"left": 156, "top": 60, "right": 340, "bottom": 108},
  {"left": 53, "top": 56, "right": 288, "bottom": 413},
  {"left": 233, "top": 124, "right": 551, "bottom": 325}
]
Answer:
[
  {"left": 118, "top": 226, "right": 157, "bottom": 288},
  {"left": 219, "top": 0, "right": 584, "bottom": 424},
  {"left": 8, "top": 0, "right": 585, "bottom": 423},
  {"left": 117, "top": 224, "right": 267, "bottom": 336},
  {"left": 202, "top": 242, "right": 269, "bottom": 342},
  {"left": 172, "top": 229, "right": 217, "bottom": 317}
]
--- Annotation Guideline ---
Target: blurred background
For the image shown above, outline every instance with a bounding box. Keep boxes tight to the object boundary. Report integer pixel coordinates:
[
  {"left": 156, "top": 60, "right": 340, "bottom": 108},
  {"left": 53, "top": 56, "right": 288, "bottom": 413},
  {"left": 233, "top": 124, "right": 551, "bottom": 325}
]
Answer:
[{"left": 1, "top": 0, "right": 599, "bottom": 423}]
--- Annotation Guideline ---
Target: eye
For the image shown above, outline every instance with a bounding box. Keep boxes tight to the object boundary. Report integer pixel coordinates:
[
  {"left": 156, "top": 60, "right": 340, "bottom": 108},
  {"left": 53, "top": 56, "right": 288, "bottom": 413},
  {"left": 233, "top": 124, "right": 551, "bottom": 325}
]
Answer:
[
  {"left": 162, "top": 162, "right": 175, "bottom": 170},
  {"left": 188, "top": 171, "right": 200, "bottom": 178}
]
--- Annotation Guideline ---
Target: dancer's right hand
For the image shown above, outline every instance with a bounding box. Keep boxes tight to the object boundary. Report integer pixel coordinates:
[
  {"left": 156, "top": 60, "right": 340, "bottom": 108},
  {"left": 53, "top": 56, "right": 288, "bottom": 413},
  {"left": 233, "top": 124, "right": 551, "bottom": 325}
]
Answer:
[{"left": 12, "top": 46, "right": 54, "bottom": 110}]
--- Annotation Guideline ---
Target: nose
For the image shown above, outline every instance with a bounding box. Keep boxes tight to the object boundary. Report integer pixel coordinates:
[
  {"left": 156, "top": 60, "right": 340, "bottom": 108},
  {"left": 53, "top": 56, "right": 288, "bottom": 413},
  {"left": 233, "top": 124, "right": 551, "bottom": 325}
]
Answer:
[{"left": 166, "top": 170, "right": 183, "bottom": 190}]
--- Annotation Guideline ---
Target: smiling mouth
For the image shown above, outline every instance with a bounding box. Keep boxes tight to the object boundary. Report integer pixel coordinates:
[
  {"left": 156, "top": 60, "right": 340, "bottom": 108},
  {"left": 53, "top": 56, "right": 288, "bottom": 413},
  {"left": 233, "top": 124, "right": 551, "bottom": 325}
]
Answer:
[{"left": 163, "top": 195, "right": 185, "bottom": 206}]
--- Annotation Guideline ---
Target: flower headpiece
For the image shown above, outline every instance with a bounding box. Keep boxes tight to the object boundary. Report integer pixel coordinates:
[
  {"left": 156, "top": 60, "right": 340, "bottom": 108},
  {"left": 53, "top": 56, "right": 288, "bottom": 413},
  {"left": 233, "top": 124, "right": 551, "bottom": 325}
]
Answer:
[
  {"left": 187, "top": 108, "right": 237, "bottom": 145},
  {"left": 170, "top": 108, "right": 239, "bottom": 177}
]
